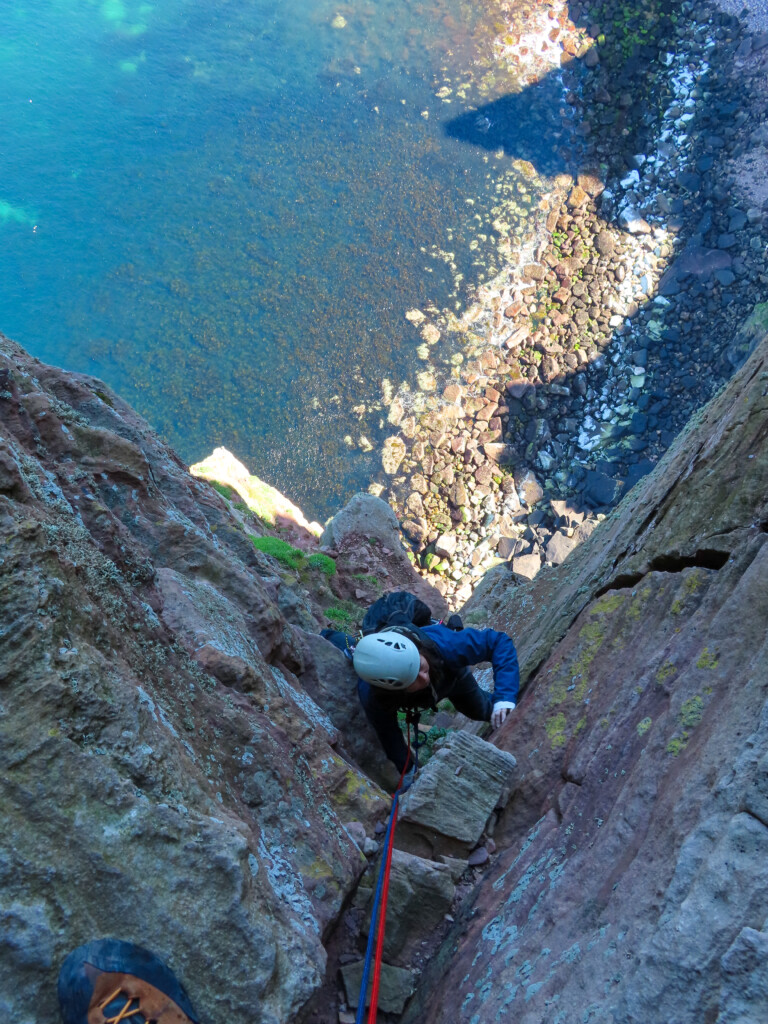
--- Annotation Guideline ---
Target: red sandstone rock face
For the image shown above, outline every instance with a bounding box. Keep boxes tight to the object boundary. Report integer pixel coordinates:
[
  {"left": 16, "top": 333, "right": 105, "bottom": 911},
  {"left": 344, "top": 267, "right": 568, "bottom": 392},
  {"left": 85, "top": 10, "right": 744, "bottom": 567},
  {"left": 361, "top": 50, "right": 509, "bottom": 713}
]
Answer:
[
  {"left": 0, "top": 335, "right": 394, "bottom": 1023},
  {"left": 404, "top": 333, "right": 768, "bottom": 1022}
]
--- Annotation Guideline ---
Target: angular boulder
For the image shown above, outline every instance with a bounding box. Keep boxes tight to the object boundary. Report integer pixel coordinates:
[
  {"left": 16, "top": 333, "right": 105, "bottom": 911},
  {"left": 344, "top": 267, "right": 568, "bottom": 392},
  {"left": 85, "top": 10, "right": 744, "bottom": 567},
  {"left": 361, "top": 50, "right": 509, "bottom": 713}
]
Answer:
[
  {"left": 364, "top": 850, "right": 455, "bottom": 966},
  {"left": 397, "top": 733, "right": 518, "bottom": 858}
]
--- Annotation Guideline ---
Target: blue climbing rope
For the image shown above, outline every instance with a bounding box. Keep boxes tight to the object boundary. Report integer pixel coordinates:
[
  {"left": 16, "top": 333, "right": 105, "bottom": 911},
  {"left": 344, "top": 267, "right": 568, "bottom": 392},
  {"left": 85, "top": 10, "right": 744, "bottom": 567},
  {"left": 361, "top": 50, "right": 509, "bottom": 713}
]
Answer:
[{"left": 354, "top": 716, "right": 419, "bottom": 1023}]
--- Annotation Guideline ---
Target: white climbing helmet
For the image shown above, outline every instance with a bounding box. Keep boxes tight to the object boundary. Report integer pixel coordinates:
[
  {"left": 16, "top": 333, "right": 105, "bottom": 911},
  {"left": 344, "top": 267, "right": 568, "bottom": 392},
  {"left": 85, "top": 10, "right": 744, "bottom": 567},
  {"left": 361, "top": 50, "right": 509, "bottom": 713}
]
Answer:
[{"left": 352, "top": 629, "right": 421, "bottom": 690}]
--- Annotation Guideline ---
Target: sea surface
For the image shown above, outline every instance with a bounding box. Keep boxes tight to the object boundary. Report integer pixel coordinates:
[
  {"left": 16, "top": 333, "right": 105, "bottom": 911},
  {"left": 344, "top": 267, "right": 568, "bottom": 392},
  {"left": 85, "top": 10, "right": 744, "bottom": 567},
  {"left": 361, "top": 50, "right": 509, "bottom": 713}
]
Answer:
[{"left": 1, "top": 0, "right": 570, "bottom": 519}]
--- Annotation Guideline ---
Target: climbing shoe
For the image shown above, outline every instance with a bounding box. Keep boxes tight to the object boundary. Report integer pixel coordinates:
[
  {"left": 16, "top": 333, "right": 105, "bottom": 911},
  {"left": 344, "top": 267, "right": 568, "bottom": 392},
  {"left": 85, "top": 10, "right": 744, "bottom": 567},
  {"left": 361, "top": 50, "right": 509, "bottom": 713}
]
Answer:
[{"left": 58, "top": 938, "right": 199, "bottom": 1024}]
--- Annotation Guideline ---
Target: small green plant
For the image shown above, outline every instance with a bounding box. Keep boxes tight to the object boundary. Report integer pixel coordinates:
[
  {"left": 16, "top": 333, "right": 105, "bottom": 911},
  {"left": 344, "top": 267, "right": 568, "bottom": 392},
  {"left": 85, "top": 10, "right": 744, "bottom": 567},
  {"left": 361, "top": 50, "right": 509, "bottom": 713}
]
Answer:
[
  {"left": 420, "top": 726, "right": 449, "bottom": 764},
  {"left": 250, "top": 535, "right": 305, "bottom": 570},
  {"left": 211, "top": 481, "right": 234, "bottom": 501},
  {"left": 352, "top": 572, "right": 381, "bottom": 588},
  {"left": 325, "top": 601, "right": 361, "bottom": 631},
  {"left": 307, "top": 553, "right": 337, "bottom": 576},
  {"left": 637, "top": 716, "right": 652, "bottom": 737}
]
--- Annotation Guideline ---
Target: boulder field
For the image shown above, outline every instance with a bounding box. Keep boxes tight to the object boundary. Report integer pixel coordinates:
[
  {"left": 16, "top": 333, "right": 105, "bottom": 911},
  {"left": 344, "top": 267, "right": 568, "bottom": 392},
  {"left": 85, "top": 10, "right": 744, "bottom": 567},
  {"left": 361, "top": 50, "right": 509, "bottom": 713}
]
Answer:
[{"left": 1, "top": 308, "right": 767, "bottom": 1023}]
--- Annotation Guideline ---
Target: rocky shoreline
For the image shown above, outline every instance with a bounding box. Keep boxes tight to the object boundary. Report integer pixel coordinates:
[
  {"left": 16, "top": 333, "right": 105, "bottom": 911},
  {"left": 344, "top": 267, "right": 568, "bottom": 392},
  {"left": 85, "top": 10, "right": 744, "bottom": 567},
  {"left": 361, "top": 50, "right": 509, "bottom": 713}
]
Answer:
[{"left": 375, "top": 0, "right": 768, "bottom": 607}]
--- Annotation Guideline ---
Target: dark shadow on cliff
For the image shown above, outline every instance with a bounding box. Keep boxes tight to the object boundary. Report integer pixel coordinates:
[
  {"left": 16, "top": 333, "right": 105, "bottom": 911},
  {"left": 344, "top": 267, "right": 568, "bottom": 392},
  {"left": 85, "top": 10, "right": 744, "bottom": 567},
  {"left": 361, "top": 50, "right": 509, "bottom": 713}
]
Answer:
[
  {"left": 442, "top": 0, "right": 689, "bottom": 180},
  {"left": 443, "top": 72, "right": 584, "bottom": 178}
]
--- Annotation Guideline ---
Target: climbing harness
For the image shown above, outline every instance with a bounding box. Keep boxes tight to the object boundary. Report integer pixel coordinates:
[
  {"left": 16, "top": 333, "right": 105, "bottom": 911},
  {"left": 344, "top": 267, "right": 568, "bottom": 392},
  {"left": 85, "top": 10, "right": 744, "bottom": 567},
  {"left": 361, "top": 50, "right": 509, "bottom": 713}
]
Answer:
[{"left": 355, "top": 713, "right": 422, "bottom": 1023}]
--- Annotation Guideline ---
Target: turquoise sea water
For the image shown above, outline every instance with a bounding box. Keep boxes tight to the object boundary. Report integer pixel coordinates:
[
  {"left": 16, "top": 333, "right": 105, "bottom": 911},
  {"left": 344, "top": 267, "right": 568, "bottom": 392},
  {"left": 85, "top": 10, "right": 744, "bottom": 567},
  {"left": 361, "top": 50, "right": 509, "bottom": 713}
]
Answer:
[{"left": 1, "top": 0, "right": 565, "bottom": 518}]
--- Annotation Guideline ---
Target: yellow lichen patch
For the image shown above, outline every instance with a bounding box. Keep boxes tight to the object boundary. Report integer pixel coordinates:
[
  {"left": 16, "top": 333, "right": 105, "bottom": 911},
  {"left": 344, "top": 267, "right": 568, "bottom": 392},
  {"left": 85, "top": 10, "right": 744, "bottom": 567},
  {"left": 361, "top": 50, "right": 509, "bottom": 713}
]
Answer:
[
  {"left": 666, "top": 732, "right": 689, "bottom": 756},
  {"left": 680, "top": 695, "right": 704, "bottom": 728},
  {"left": 656, "top": 661, "right": 677, "bottom": 685},
  {"left": 696, "top": 648, "right": 719, "bottom": 670},
  {"left": 628, "top": 587, "right": 652, "bottom": 620},
  {"left": 594, "top": 592, "right": 626, "bottom": 615},
  {"left": 545, "top": 713, "right": 568, "bottom": 749},
  {"left": 302, "top": 856, "right": 338, "bottom": 881},
  {"left": 671, "top": 570, "right": 704, "bottom": 614}
]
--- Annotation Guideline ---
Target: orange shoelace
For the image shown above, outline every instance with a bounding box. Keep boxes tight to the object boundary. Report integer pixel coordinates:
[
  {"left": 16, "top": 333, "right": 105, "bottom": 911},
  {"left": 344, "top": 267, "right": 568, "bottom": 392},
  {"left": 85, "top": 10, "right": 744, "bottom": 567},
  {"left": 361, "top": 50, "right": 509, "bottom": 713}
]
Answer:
[{"left": 97, "top": 987, "right": 145, "bottom": 1023}]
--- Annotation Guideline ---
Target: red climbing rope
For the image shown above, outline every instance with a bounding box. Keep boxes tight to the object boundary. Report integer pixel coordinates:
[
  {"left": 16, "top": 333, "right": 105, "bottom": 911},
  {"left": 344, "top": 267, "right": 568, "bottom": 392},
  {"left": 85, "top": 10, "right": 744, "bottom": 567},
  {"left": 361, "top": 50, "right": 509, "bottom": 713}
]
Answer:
[
  {"left": 356, "top": 723, "right": 416, "bottom": 1024},
  {"left": 367, "top": 784, "right": 399, "bottom": 1023}
]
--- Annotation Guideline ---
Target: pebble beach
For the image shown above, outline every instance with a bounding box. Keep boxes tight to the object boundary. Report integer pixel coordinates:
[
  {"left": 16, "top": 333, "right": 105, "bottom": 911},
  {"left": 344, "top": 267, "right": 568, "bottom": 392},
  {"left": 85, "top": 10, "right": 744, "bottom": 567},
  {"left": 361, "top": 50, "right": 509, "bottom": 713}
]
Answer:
[{"left": 375, "top": 0, "right": 768, "bottom": 607}]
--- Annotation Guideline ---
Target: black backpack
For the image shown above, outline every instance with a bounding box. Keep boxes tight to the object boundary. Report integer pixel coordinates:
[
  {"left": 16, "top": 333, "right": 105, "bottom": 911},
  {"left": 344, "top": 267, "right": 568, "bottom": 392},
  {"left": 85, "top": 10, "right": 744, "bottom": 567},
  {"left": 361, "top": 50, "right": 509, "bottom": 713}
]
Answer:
[
  {"left": 361, "top": 591, "right": 464, "bottom": 641},
  {"left": 361, "top": 591, "right": 433, "bottom": 634}
]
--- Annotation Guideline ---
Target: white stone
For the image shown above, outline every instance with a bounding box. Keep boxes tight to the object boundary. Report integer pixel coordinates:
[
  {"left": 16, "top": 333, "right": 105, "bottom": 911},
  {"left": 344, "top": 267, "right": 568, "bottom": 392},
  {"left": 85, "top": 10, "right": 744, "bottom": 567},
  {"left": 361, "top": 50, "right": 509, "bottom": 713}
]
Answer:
[
  {"left": 621, "top": 170, "right": 640, "bottom": 188},
  {"left": 434, "top": 533, "right": 458, "bottom": 559},
  {"left": 405, "top": 309, "right": 426, "bottom": 324},
  {"left": 382, "top": 437, "right": 407, "bottom": 475}
]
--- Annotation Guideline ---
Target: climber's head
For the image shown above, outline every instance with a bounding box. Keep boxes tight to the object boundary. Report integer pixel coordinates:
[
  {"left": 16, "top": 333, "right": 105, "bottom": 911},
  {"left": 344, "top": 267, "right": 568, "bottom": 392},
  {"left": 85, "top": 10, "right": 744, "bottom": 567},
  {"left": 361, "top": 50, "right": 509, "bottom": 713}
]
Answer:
[{"left": 353, "top": 629, "right": 428, "bottom": 691}]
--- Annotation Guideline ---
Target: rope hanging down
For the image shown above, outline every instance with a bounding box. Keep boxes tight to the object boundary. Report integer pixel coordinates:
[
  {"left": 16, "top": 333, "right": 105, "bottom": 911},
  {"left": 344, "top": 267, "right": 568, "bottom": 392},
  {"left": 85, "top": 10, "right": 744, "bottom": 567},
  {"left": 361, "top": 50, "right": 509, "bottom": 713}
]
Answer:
[{"left": 355, "top": 713, "right": 422, "bottom": 1024}]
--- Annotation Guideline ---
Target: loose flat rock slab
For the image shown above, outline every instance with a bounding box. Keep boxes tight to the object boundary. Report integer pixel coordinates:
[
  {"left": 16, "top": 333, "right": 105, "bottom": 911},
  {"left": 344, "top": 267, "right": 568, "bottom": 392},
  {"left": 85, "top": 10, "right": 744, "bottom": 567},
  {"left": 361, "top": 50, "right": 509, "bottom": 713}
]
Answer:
[
  {"left": 482, "top": 442, "right": 514, "bottom": 465},
  {"left": 545, "top": 532, "right": 577, "bottom": 566},
  {"left": 512, "top": 553, "right": 541, "bottom": 580},
  {"left": 397, "top": 733, "right": 518, "bottom": 858},
  {"left": 341, "top": 961, "right": 416, "bottom": 1014},
  {"left": 583, "top": 470, "right": 620, "bottom": 508},
  {"left": 618, "top": 208, "right": 651, "bottom": 234},
  {"left": 364, "top": 849, "right": 455, "bottom": 964}
]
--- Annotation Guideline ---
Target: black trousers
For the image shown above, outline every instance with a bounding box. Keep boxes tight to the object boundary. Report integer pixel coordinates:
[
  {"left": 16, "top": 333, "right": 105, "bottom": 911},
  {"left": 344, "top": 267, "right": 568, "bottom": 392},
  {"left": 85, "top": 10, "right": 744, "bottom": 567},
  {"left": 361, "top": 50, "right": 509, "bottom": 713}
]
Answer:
[{"left": 358, "top": 668, "right": 492, "bottom": 772}]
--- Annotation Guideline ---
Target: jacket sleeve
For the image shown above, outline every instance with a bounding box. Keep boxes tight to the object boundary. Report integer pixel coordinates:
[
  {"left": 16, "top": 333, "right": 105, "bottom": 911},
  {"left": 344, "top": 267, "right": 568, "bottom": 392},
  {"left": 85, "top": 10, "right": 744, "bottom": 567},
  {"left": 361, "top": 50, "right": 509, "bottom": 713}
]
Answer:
[{"left": 440, "top": 626, "right": 520, "bottom": 704}]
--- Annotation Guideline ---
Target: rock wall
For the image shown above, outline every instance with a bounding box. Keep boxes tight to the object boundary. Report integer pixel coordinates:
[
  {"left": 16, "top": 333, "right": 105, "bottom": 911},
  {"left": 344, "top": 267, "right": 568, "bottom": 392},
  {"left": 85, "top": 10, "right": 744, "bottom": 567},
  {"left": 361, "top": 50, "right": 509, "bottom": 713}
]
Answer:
[
  {"left": 0, "top": 334, "right": 400, "bottom": 1023},
  {"left": 402, "top": 323, "right": 768, "bottom": 1021},
  {"left": 2, "top": 317, "right": 767, "bottom": 1022}
]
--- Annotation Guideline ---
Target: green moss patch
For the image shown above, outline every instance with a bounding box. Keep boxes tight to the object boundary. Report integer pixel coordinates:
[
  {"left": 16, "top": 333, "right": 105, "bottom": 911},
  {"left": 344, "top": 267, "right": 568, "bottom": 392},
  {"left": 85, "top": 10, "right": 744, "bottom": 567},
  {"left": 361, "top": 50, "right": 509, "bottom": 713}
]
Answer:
[
  {"left": 325, "top": 601, "right": 362, "bottom": 632},
  {"left": 636, "top": 716, "right": 652, "bottom": 737},
  {"left": 211, "top": 481, "right": 235, "bottom": 501},
  {"left": 307, "top": 553, "right": 337, "bottom": 577},
  {"left": 655, "top": 661, "right": 677, "bottom": 685},
  {"left": 666, "top": 733, "right": 689, "bottom": 756},
  {"left": 250, "top": 535, "right": 305, "bottom": 570},
  {"left": 594, "top": 592, "right": 626, "bottom": 615}
]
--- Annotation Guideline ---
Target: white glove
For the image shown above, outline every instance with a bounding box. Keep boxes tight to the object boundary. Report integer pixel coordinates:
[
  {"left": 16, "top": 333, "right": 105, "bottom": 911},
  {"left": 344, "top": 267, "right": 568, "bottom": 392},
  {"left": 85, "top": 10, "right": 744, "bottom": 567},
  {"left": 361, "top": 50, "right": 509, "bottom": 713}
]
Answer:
[{"left": 491, "top": 701, "right": 516, "bottom": 729}]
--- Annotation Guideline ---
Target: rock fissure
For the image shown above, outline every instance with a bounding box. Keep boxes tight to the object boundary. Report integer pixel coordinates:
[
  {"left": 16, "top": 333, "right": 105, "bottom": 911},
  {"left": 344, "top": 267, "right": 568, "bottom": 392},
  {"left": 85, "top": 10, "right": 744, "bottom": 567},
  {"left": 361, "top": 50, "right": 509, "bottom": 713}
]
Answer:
[{"left": 597, "top": 548, "right": 730, "bottom": 597}]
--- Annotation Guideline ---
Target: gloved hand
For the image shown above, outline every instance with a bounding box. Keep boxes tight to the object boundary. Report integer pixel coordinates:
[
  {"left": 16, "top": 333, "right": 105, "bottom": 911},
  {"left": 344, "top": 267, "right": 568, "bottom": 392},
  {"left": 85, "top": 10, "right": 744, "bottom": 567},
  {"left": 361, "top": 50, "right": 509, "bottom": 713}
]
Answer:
[
  {"left": 491, "top": 701, "right": 516, "bottom": 729},
  {"left": 399, "top": 766, "right": 417, "bottom": 793}
]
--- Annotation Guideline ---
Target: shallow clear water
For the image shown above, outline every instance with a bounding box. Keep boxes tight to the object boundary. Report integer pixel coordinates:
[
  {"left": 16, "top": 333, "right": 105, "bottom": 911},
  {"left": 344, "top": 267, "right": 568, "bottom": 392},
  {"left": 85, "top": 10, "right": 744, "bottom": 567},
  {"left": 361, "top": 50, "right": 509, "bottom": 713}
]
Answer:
[{"left": 1, "top": 0, "right": 565, "bottom": 518}]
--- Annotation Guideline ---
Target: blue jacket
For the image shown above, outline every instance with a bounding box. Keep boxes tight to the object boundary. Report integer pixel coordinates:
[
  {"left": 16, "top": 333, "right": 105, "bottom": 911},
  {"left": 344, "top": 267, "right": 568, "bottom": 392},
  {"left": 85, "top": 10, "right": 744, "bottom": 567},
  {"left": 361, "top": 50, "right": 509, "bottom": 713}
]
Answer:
[{"left": 418, "top": 623, "right": 519, "bottom": 705}]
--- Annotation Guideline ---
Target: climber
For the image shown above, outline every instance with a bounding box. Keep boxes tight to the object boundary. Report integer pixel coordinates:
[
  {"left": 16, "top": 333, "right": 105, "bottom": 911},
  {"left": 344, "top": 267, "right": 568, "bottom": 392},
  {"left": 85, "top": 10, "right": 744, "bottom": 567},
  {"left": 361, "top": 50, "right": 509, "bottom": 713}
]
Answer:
[{"left": 324, "top": 608, "right": 519, "bottom": 777}]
